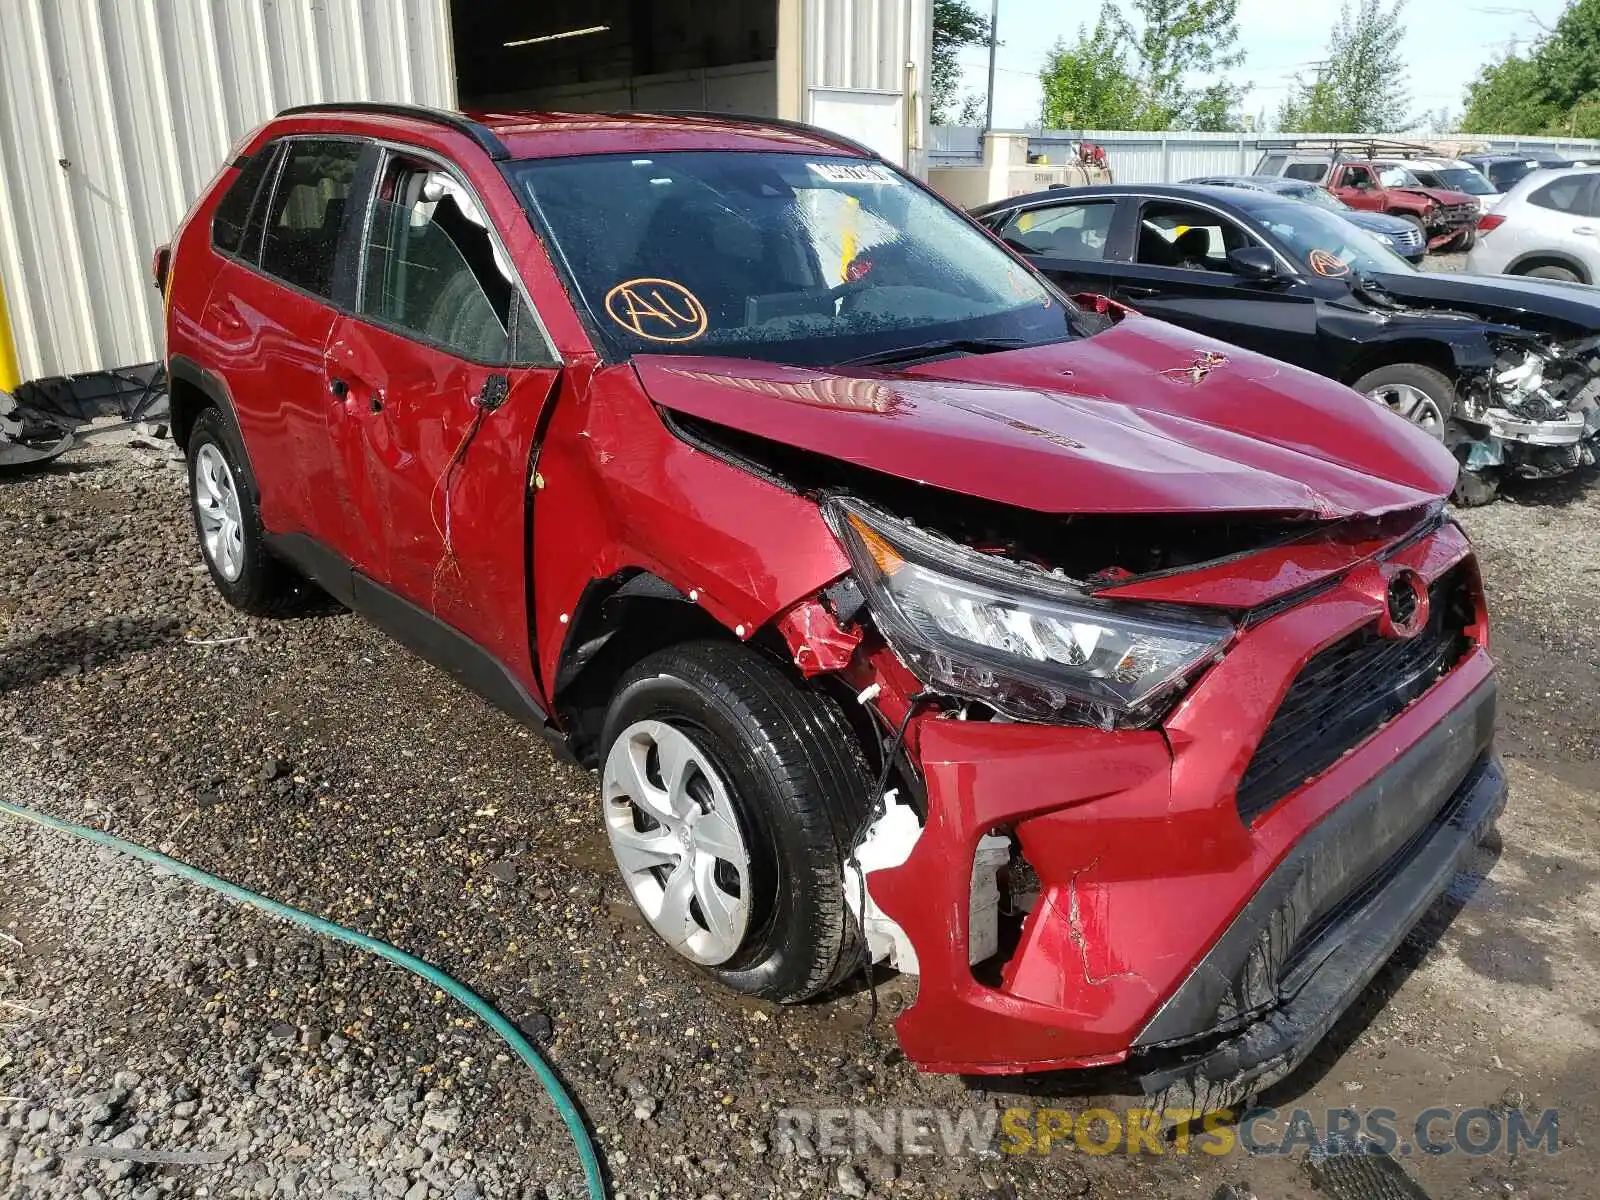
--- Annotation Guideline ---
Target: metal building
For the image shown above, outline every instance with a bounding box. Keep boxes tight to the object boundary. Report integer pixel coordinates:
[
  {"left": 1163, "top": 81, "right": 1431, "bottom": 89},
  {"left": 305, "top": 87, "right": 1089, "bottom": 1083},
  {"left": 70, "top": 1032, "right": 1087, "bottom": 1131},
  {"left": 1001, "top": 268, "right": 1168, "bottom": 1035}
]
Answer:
[{"left": 0, "top": 0, "right": 931, "bottom": 391}]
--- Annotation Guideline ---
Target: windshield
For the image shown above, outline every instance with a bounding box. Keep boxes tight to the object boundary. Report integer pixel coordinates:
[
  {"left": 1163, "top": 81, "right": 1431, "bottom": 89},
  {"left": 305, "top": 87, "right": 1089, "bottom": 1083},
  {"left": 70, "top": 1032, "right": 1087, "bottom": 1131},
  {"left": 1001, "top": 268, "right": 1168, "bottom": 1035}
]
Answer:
[
  {"left": 1249, "top": 201, "right": 1415, "bottom": 278},
  {"left": 508, "top": 152, "right": 1074, "bottom": 367},
  {"left": 1377, "top": 166, "right": 1423, "bottom": 188},
  {"left": 1430, "top": 167, "right": 1496, "bottom": 195},
  {"left": 1285, "top": 184, "right": 1350, "bottom": 211}
]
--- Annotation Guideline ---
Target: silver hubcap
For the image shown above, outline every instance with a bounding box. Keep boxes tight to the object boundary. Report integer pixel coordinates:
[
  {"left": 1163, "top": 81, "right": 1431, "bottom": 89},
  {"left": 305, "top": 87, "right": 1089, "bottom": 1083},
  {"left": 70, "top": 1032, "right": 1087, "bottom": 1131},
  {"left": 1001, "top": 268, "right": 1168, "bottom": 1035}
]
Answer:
[
  {"left": 602, "top": 720, "right": 752, "bottom": 966},
  {"left": 193, "top": 442, "right": 246, "bottom": 581},
  {"left": 1368, "top": 382, "right": 1447, "bottom": 439}
]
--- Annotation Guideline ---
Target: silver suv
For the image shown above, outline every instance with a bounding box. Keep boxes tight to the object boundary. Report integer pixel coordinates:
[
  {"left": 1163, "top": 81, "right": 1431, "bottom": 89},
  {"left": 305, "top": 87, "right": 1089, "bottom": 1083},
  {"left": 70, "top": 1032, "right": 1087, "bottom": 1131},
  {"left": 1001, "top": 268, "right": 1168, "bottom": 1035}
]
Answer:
[{"left": 1466, "top": 166, "right": 1600, "bottom": 284}]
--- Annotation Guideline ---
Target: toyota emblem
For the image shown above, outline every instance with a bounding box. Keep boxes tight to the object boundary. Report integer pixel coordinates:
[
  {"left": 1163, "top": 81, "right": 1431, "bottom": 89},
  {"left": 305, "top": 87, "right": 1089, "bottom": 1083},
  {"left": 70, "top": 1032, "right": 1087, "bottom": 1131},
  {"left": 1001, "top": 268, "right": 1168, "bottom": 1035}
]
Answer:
[{"left": 1379, "top": 568, "right": 1429, "bottom": 639}]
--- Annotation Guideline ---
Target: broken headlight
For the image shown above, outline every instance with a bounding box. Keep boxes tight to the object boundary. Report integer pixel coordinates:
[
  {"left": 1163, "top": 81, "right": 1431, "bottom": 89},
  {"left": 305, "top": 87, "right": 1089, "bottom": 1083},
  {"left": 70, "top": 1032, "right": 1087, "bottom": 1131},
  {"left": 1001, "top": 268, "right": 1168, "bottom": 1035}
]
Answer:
[{"left": 824, "top": 498, "right": 1234, "bottom": 728}]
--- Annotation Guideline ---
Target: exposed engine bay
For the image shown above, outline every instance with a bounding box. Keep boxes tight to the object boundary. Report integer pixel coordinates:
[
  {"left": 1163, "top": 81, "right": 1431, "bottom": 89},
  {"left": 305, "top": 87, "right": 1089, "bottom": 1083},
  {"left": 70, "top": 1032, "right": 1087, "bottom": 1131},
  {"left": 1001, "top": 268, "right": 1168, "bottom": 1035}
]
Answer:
[{"left": 1456, "top": 333, "right": 1600, "bottom": 479}]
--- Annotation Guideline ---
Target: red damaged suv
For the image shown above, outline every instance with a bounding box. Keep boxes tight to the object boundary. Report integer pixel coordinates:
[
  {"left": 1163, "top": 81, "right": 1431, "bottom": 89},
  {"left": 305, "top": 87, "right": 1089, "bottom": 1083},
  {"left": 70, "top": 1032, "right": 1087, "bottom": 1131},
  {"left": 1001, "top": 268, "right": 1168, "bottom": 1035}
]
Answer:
[{"left": 158, "top": 104, "right": 1504, "bottom": 1104}]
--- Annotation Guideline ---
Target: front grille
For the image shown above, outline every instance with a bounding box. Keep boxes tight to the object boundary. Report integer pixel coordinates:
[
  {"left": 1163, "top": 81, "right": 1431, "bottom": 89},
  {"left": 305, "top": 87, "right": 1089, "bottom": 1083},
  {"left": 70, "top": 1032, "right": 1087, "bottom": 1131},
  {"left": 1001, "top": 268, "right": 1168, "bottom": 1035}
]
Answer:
[
  {"left": 1436, "top": 203, "right": 1476, "bottom": 228},
  {"left": 1392, "top": 226, "right": 1424, "bottom": 251},
  {"left": 1235, "top": 566, "right": 1474, "bottom": 824}
]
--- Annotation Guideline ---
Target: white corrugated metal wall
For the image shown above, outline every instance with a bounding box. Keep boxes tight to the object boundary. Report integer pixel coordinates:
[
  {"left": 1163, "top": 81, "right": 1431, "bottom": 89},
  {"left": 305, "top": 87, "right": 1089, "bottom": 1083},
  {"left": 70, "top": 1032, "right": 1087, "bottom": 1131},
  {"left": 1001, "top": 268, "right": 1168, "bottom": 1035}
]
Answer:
[
  {"left": 0, "top": 0, "right": 454, "bottom": 383},
  {"left": 803, "top": 0, "right": 931, "bottom": 171}
]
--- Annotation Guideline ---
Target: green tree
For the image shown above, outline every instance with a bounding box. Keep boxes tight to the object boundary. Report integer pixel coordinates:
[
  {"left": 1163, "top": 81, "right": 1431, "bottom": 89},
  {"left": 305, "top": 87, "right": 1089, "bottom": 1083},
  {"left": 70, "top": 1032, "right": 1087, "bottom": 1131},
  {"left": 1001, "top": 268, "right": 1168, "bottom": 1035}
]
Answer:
[
  {"left": 1039, "top": 13, "right": 1141, "bottom": 129},
  {"left": 931, "top": 0, "right": 992, "bottom": 124},
  {"left": 1037, "top": 0, "right": 1246, "bottom": 130},
  {"left": 1461, "top": 0, "right": 1600, "bottom": 136},
  {"left": 1278, "top": 0, "right": 1410, "bottom": 133}
]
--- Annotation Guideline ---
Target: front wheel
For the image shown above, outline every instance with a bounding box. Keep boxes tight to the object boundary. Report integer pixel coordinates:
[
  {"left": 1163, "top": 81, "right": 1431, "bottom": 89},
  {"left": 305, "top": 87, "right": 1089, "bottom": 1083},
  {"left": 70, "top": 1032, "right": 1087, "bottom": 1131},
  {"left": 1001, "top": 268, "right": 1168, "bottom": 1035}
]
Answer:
[
  {"left": 598, "top": 640, "right": 871, "bottom": 1003},
  {"left": 1353, "top": 362, "right": 1455, "bottom": 440}
]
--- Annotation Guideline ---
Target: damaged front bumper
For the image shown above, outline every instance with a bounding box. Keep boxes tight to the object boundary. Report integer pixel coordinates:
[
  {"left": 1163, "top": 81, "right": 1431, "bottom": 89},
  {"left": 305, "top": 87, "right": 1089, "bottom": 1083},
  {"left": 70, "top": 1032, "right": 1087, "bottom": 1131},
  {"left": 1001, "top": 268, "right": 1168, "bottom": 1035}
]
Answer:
[
  {"left": 1482, "top": 409, "right": 1587, "bottom": 446},
  {"left": 866, "top": 524, "right": 1500, "bottom": 1088}
]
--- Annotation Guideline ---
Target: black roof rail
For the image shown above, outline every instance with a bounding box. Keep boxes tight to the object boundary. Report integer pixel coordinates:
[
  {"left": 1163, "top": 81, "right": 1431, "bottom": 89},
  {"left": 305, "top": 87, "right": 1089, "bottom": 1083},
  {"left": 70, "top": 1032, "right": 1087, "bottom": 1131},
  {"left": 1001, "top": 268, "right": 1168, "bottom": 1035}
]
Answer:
[
  {"left": 638, "top": 110, "right": 883, "bottom": 161},
  {"left": 277, "top": 102, "right": 510, "bottom": 160}
]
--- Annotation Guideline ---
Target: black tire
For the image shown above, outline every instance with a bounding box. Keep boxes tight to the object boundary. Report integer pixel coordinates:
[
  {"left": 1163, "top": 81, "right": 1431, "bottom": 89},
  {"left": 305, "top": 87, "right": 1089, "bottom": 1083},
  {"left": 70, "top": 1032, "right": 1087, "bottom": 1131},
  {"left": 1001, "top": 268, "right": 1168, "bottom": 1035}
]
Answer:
[
  {"left": 1351, "top": 362, "right": 1457, "bottom": 441},
  {"left": 185, "top": 406, "right": 305, "bottom": 616},
  {"left": 1448, "top": 228, "right": 1476, "bottom": 253},
  {"left": 1523, "top": 264, "right": 1582, "bottom": 283},
  {"left": 1452, "top": 466, "right": 1502, "bottom": 507},
  {"left": 600, "top": 639, "right": 871, "bottom": 1003}
]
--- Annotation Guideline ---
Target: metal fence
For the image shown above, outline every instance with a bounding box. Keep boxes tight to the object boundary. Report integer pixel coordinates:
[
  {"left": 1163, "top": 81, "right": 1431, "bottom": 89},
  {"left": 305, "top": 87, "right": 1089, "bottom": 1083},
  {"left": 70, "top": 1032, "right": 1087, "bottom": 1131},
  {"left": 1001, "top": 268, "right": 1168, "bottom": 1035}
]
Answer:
[{"left": 930, "top": 126, "right": 1600, "bottom": 183}]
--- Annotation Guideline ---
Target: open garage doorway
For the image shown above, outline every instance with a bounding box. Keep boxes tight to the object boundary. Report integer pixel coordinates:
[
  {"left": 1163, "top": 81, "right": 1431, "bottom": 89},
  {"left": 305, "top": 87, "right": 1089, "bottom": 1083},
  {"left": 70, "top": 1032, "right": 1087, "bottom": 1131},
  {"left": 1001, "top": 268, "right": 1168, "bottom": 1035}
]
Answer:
[
  {"left": 442, "top": 0, "right": 930, "bottom": 171},
  {"left": 450, "top": 3, "right": 783, "bottom": 119}
]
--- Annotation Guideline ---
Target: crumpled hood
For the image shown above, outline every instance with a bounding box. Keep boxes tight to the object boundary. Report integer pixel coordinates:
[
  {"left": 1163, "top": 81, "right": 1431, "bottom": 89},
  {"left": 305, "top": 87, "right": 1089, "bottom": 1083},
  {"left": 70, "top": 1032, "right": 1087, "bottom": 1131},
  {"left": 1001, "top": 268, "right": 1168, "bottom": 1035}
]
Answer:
[
  {"left": 635, "top": 317, "right": 1458, "bottom": 518},
  {"left": 1373, "top": 269, "right": 1600, "bottom": 334},
  {"left": 1402, "top": 187, "right": 1475, "bottom": 208}
]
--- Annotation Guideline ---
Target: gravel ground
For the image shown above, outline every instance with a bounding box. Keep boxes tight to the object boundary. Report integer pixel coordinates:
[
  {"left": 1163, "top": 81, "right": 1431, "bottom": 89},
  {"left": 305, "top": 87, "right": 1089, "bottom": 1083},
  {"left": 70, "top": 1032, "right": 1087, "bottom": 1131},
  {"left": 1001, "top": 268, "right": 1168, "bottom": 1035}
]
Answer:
[{"left": 2, "top": 422, "right": 1598, "bottom": 1200}]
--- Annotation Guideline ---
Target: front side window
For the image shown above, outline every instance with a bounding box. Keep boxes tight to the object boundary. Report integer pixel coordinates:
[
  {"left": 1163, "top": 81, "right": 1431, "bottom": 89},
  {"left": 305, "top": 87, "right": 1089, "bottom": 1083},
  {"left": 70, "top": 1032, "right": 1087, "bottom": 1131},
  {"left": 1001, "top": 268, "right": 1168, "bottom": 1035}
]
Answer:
[
  {"left": 212, "top": 146, "right": 280, "bottom": 259},
  {"left": 259, "top": 140, "right": 364, "bottom": 298},
  {"left": 359, "top": 156, "right": 519, "bottom": 363},
  {"left": 1342, "top": 165, "right": 1375, "bottom": 189},
  {"left": 995, "top": 201, "right": 1115, "bottom": 260},
  {"left": 1134, "top": 202, "right": 1250, "bottom": 272},
  {"left": 508, "top": 152, "right": 1077, "bottom": 367}
]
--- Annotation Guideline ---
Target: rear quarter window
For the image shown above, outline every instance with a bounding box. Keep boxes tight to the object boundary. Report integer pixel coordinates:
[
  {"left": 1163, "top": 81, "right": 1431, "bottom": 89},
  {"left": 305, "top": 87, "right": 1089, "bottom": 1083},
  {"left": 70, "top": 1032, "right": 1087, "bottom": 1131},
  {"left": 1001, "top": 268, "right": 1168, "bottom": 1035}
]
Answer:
[
  {"left": 211, "top": 147, "right": 279, "bottom": 259},
  {"left": 1284, "top": 162, "right": 1327, "bottom": 182},
  {"left": 1529, "top": 175, "right": 1595, "bottom": 215}
]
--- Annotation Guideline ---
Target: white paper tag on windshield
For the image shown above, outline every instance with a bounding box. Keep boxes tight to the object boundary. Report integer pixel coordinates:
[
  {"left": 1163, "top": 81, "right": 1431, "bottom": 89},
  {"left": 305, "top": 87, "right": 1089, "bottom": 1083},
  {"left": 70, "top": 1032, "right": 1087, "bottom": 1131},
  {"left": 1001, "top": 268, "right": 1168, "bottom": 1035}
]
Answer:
[{"left": 807, "top": 161, "right": 899, "bottom": 186}]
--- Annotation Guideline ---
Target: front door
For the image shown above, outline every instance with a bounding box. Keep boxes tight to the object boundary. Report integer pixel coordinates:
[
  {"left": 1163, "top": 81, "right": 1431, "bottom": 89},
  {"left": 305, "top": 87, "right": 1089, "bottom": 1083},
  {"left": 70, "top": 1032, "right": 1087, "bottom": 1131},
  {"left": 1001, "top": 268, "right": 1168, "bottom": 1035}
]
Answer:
[
  {"left": 1332, "top": 164, "right": 1384, "bottom": 212},
  {"left": 1109, "top": 200, "right": 1323, "bottom": 369},
  {"left": 327, "top": 148, "right": 562, "bottom": 674}
]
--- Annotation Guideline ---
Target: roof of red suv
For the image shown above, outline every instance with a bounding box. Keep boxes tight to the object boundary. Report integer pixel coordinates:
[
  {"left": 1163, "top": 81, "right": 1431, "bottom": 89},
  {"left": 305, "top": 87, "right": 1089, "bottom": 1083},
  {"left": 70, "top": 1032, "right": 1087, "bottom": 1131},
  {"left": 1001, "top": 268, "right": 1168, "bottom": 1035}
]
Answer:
[{"left": 274, "top": 102, "right": 873, "bottom": 162}]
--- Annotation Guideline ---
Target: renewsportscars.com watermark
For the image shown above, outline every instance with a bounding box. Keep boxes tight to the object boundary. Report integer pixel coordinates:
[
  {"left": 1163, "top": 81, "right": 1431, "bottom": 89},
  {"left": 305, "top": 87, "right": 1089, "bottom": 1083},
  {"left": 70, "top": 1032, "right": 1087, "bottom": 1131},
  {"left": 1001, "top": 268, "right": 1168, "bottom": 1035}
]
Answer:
[{"left": 773, "top": 1105, "right": 1561, "bottom": 1159}]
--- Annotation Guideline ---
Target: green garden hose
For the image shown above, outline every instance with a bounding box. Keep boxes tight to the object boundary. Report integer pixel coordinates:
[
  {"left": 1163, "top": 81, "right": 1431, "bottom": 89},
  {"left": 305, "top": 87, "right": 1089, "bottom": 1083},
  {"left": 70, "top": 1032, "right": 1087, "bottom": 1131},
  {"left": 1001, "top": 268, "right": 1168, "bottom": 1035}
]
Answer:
[{"left": 0, "top": 797, "right": 607, "bottom": 1200}]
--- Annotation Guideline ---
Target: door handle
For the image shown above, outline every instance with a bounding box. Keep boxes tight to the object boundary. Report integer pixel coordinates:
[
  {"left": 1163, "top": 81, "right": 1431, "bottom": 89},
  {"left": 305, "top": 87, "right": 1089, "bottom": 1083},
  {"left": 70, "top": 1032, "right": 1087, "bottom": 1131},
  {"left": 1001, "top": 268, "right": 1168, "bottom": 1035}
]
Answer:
[{"left": 1575, "top": 226, "right": 1598, "bottom": 236}]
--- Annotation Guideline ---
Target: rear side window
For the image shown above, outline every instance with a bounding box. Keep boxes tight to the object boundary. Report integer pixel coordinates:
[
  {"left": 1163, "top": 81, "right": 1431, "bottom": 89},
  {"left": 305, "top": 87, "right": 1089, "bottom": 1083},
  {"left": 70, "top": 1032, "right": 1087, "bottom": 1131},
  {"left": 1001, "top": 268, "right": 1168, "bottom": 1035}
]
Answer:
[
  {"left": 995, "top": 201, "right": 1115, "bottom": 260},
  {"left": 359, "top": 156, "right": 518, "bottom": 363},
  {"left": 258, "top": 140, "right": 364, "bottom": 298},
  {"left": 1284, "top": 162, "right": 1326, "bottom": 182},
  {"left": 1529, "top": 175, "right": 1596, "bottom": 215},
  {"left": 211, "top": 147, "right": 279, "bottom": 258},
  {"left": 1258, "top": 154, "right": 1286, "bottom": 175}
]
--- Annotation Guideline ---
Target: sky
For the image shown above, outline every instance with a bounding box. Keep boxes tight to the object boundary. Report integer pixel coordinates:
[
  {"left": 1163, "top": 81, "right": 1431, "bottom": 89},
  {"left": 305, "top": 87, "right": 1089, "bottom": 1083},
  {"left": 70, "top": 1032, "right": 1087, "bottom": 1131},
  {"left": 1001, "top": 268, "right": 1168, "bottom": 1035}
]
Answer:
[{"left": 953, "top": 0, "right": 1571, "bottom": 129}]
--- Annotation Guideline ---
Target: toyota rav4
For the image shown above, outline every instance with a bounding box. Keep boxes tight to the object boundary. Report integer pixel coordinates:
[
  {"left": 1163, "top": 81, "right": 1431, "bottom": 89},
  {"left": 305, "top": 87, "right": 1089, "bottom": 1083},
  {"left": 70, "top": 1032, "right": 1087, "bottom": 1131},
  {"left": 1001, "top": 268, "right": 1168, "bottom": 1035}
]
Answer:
[{"left": 157, "top": 104, "right": 1505, "bottom": 1105}]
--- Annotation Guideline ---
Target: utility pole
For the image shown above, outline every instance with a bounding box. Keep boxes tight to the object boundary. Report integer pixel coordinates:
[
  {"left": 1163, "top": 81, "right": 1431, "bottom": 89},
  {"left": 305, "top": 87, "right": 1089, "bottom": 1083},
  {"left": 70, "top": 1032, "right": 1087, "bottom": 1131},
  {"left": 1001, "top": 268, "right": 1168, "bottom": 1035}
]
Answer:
[{"left": 983, "top": 0, "right": 999, "bottom": 131}]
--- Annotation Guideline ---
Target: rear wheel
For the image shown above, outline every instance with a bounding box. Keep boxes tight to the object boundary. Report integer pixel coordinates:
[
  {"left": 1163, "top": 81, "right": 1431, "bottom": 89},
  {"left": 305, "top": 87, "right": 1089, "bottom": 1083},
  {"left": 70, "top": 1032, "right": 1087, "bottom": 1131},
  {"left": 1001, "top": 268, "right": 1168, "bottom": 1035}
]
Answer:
[
  {"left": 599, "top": 640, "right": 871, "bottom": 1003},
  {"left": 185, "top": 407, "right": 305, "bottom": 616},
  {"left": 1522, "top": 264, "right": 1582, "bottom": 283},
  {"left": 1353, "top": 362, "right": 1454, "bottom": 440}
]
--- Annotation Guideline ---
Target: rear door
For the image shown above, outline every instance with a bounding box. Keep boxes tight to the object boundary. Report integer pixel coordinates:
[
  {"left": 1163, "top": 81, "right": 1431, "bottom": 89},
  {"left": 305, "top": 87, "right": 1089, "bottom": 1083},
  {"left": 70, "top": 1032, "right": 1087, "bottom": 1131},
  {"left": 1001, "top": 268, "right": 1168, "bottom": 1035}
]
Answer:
[
  {"left": 985, "top": 196, "right": 1121, "bottom": 297},
  {"left": 200, "top": 138, "right": 368, "bottom": 539},
  {"left": 328, "top": 147, "right": 563, "bottom": 672},
  {"left": 1108, "top": 199, "right": 1323, "bottom": 366},
  {"left": 1524, "top": 173, "right": 1600, "bottom": 279}
]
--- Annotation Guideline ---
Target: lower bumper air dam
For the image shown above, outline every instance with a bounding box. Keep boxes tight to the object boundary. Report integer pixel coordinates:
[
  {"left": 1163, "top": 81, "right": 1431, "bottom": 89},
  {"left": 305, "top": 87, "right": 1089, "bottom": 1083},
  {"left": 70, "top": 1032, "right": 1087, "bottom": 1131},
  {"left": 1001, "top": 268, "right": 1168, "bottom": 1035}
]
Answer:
[{"left": 0, "top": 798, "right": 608, "bottom": 1200}]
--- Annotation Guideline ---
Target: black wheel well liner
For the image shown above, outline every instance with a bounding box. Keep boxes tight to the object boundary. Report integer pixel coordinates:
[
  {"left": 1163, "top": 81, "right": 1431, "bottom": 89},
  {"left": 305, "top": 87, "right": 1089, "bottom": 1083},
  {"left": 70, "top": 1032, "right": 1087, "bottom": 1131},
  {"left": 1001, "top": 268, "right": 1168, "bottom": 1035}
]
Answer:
[
  {"left": 1337, "top": 339, "right": 1463, "bottom": 390},
  {"left": 166, "top": 356, "right": 264, "bottom": 500},
  {"left": 552, "top": 570, "right": 739, "bottom": 766},
  {"left": 1505, "top": 252, "right": 1592, "bottom": 284}
]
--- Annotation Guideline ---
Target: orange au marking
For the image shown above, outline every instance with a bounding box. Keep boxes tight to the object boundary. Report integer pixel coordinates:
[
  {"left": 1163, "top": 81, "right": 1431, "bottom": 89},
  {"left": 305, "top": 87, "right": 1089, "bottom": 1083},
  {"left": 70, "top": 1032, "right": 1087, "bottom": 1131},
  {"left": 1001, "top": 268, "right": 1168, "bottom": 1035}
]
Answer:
[
  {"left": 1308, "top": 249, "right": 1350, "bottom": 278},
  {"left": 603, "top": 278, "right": 709, "bottom": 343}
]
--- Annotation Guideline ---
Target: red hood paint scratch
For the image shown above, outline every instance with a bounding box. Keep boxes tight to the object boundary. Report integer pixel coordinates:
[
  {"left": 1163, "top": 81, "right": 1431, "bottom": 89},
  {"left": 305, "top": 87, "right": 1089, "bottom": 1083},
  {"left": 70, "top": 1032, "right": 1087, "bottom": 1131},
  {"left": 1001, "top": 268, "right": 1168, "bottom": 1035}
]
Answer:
[{"left": 634, "top": 317, "right": 1458, "bottom": 518}]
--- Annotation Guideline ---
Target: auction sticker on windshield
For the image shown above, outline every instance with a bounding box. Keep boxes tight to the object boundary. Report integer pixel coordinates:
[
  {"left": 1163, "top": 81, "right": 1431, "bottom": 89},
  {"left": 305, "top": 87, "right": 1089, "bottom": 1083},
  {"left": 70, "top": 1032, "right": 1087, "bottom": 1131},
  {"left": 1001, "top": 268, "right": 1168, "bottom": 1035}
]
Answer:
[
  {"left": 807, "top": 162, "right": 900, "bottom": 185},
  {"left": 604, "top": 278, "right": 709, "bottom": 343}
]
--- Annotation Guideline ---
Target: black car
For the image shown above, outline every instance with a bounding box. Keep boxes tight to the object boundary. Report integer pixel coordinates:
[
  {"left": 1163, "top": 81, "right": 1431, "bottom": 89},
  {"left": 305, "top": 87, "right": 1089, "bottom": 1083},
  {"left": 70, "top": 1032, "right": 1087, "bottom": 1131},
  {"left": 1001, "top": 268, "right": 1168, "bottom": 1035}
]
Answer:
[{"left": 971, "top": 184, "right": 1600, "bottom": 502}]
